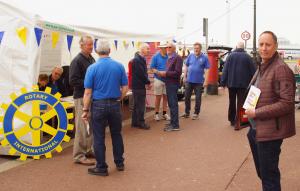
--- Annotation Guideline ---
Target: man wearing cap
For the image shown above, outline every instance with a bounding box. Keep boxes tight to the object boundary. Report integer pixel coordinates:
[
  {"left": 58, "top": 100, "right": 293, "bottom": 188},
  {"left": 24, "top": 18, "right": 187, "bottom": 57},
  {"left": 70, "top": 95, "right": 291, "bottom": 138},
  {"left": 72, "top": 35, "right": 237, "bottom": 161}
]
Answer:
[{"left": 150, "top": 41, "right": 170, "bottom": 121}]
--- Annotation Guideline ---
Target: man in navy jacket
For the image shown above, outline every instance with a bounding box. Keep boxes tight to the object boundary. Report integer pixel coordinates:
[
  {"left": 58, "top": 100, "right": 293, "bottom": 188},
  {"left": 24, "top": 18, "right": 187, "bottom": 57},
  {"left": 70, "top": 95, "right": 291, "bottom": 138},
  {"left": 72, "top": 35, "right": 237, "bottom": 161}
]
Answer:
[
  {"left": 131, "top": 43, "right": 151, "bottom": 129},
  {"left": 221, "top": 41, "right": 256, "bottom": 130}
]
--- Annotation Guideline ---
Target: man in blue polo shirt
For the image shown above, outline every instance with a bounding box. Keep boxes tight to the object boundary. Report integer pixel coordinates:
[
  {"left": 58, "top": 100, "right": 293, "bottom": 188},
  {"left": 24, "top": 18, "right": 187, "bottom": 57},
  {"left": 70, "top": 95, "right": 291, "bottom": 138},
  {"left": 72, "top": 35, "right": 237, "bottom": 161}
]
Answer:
[
  {"left": 82, "top": 40, "right": 128, "bottom": 176},
  {"left": 181, "top": 42, "right": 210, "bottom": 120},
  {"left": 150, "top": 41, "right": 170, "bottom": 121}
]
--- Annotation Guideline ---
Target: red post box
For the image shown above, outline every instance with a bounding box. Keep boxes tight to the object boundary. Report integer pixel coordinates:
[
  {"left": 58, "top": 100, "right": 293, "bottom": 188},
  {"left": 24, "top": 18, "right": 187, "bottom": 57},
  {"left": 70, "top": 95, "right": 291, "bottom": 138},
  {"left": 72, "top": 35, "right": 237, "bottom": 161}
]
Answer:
[{"left": 207, "top": 50, "right": 220, "bottom": 95}]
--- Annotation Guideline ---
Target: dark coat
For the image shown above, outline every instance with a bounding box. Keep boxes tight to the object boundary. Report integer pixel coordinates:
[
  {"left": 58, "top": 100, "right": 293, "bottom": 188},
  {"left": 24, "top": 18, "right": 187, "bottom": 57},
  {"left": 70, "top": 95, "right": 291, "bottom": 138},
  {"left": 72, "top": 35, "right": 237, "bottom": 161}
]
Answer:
[
  {"left": 252, "top": 52, "right": 296, "bottom": 141},
  {"left": 221, "top": 48, "right": 256, "bottom": 88},
  {"left": 131, "top": 53, "right": 150, "bottom": 90},
  {"left": 69, "top": 53, "right": 95, "bottom": 99}
]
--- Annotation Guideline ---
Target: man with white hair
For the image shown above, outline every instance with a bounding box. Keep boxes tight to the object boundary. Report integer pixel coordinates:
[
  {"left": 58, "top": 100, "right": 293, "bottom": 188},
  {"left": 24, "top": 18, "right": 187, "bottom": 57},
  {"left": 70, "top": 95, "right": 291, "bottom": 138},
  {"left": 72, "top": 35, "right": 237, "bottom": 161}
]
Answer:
[
  {"left": 155, "top": 41, "right": 183, "bottom": 131},
  {"left": 70, "top": 36, "right": 95, "bottom": 165},
  {"left": 131, "top": 43, "right": 151, "bottom": 130},
  {"left": 220, "top": 41, "right": 256, "bottom": 130},
  {"left": 82, "top": 39, "right": 128, "bottom": 176}
]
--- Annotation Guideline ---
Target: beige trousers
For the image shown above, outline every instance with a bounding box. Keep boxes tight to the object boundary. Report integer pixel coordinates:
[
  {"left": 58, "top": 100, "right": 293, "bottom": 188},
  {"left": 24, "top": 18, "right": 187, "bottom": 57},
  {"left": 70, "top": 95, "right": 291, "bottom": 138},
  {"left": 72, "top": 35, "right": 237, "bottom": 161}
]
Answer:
[{"left": 72, "top": 98, "right": 93, "bottom": 161}]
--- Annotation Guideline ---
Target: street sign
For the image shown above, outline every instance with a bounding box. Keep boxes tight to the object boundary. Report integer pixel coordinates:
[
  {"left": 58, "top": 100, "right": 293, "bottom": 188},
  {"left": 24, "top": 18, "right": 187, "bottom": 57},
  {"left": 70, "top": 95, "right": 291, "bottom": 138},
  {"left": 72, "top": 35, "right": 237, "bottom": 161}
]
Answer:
[{"left": 241, "top": 31, "right": 251, "bottom": 41}]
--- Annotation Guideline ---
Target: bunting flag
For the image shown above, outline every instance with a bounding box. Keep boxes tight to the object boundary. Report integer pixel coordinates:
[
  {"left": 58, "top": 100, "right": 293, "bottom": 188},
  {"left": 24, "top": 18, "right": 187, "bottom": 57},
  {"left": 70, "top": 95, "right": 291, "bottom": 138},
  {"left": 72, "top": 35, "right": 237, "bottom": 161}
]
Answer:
[
  {"left": 123, "top": 40, "right": 129, "bottom": 49},
  {"left": 131, "top": 41, "right": 135, "bottom": 47},
  {"left": 16, "top": 27, "right": 27, "bottom": 45},
  {"left": 94, "top": 39, "right": 98, "bottom": 50},
  {"left": 51, "top": 32, "right": 59, "bottom": 48},
  {"left": 173, "top": 39, "right": 177, "bottom": 43},
  {"left": 34, "top": 27, "right": 43, "bottom": 47},
  {"left": 67, "top": 35, "right": 73, "bottom": 52},
  {"left": 137, "top": 41, "right": 142, "bottom": 49},
  {"left": 114, "top": 40, "right": 118, "bottom": 50},
  {"left": 0, "top": 31, "right": 4, "bottom": 45}
]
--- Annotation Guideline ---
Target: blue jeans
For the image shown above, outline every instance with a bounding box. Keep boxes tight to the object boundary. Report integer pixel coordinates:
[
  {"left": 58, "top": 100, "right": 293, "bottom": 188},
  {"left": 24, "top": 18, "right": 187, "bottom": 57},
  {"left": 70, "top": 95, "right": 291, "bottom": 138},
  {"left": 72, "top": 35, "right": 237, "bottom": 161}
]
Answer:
[
  {"left": 247, "top": 128, "right": 283, "bottom": 191},
  {"left": 184, "top": 82, "right": 203, "bottom": 115},
  {"left": 91, "top": 99, "right": 124, "bottom": 170},
  {"left": 166, "top": 84, "right": 179, "bottom": 128}
]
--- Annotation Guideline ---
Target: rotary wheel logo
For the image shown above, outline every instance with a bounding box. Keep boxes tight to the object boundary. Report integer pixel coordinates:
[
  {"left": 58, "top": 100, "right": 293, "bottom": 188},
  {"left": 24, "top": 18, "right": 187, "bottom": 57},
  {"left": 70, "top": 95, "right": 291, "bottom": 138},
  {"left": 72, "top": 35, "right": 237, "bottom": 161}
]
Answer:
[{"left": 0, "top": 86, "right": 74, "bottom": 160}]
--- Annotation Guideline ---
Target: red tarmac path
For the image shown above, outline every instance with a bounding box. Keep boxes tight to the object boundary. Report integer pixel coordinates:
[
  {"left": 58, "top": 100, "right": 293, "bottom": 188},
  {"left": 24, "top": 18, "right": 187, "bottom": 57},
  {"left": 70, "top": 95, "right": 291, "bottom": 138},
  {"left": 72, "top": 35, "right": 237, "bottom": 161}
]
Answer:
[{"left": 0, "top": 90, "right": 299, "bottom": 191}]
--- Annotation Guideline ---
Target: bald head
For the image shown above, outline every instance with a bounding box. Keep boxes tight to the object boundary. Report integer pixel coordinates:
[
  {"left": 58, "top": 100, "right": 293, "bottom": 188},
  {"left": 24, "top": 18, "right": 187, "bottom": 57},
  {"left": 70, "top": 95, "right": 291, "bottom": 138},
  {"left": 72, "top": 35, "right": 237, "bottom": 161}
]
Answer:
[{"left": 236, "top": 41, "right": 244, "bottom": 49}]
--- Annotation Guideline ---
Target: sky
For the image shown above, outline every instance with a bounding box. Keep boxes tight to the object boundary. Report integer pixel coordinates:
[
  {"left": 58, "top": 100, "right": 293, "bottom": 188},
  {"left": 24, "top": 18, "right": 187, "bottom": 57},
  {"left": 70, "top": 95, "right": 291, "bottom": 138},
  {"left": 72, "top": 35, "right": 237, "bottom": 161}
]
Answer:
[{"left": 1, "top": 0, "right": 300, "bottom": 47}]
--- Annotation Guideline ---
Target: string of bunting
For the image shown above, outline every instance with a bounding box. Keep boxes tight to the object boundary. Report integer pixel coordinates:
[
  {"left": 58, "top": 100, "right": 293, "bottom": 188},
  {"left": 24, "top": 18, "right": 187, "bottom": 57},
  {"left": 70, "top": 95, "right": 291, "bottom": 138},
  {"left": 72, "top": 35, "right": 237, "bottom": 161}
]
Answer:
[{"left": 1, "top": 26, "right": 158, "bottom": 51}]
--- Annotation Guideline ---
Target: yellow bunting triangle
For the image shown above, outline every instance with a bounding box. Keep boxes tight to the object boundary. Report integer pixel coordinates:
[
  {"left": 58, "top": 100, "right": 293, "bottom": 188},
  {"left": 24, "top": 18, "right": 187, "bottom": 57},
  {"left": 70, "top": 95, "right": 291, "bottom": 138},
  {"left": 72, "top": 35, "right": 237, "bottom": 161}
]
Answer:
[
  {"left": 137, "top": 41, "right": 142, "bottom": 49},
  {"left": 16, "top": 27, "right": 27, "bottom": 45},
  {"left": 52, "top": 32, "right": 60, "bottom": 48}
]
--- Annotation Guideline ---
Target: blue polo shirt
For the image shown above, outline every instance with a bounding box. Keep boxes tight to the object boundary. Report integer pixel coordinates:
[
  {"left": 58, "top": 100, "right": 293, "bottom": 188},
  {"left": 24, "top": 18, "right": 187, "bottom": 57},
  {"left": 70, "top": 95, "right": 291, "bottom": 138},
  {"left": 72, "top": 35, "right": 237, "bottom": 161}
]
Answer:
[
  {"left": 186, "top": 53, "right": 210, "bottom": 83},
  {"left": 150, "top": 52, "right": 168, "bottom": 81},
  {"left": 84, "top": 57, "right": 128, "bottom": 100}
]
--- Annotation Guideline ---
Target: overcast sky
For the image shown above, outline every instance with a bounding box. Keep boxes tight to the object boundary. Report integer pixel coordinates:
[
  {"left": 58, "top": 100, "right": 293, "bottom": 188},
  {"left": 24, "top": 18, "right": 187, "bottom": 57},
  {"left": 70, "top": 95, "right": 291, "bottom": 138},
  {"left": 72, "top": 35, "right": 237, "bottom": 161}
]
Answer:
[{"left": 2, "top": 0, "right": 300, "bottom": 47}]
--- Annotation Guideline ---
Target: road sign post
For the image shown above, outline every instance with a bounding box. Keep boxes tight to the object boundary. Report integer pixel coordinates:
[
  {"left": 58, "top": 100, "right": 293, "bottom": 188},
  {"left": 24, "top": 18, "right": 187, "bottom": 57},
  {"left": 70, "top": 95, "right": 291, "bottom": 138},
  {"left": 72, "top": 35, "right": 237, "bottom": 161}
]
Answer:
[{"left": 241, "top": 31, "right": 251, "bottom": 49}]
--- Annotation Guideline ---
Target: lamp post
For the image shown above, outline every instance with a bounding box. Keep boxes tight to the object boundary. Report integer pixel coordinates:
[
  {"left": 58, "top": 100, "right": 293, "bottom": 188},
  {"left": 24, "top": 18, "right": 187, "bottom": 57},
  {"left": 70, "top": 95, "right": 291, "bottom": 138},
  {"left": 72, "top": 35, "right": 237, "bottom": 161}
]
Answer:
[{"left": 252, "top": 0, "right": 257, "bottom": 63}]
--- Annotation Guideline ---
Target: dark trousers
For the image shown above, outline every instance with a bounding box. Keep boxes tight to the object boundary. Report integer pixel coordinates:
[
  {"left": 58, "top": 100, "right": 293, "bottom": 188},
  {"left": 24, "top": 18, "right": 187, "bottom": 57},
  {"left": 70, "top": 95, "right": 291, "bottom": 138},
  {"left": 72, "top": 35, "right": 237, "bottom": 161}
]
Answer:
[
  {"left": 228, "top": 88, "right": 247, "bottom": 124},
  {"left": 91, "top": 99, "right": 124, "bottom": 170},
  {"left": 247, "top": 128, "right": 283, "bottom": 191},
  {"left": 132, "top": 89, "right": 146, "bottom": 126},
  {"left": 184, "top": 82, "right": 203, "bottom": 115},
  {"left": 166, "top": 84, "right": 179, "bottom": 128}
]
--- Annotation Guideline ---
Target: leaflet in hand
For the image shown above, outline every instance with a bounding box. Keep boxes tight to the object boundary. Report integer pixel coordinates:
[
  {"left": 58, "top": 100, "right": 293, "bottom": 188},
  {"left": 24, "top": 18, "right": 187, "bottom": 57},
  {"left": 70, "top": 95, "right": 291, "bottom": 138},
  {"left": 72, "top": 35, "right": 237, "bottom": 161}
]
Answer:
[{"left": 243, "top": 85, "right": 261, "bottom": 110}]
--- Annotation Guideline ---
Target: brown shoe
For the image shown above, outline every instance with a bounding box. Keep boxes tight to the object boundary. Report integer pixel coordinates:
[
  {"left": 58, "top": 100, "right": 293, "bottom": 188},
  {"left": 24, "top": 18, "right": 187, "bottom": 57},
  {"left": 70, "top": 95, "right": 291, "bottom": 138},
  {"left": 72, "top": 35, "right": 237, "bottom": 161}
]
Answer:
[
  {"left": 75, "top": 158, "right": 95, "bottom": 166},
  {"left": 86, "top": 152, "right": 96, "bottom": 159}
]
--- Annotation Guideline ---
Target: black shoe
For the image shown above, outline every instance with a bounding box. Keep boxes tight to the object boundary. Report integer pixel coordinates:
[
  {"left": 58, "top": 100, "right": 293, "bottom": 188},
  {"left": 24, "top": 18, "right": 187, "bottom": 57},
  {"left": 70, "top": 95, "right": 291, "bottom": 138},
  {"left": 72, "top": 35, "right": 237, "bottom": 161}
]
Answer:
[
  {"left": 135, "top": 124, "right": 150, "bottom": 130},
  {"left": 164, "top": 126, "right": 180, "bottom": 132},
  {"left": 116, "top": 164, "right": 125, "bottom": 171},
  {"left": 88, "top": 167, "right": 108, "bottom": 176},
  {"left": 230, "top": 121, "right": 235, "bottom": 127}
]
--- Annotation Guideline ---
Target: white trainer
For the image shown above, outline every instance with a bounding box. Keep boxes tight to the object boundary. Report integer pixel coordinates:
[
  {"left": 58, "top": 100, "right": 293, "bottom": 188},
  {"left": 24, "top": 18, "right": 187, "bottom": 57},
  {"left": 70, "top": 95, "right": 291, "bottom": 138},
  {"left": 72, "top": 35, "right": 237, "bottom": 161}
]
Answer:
[
  {"left": 192, "top": 113, "right": 199, "bottom": 120},
  {"left": 154, "top": 114, "right": 160, "bottom": 121},
  {"left": 163, "top": 114, "right": 170, "bottom": 121}
]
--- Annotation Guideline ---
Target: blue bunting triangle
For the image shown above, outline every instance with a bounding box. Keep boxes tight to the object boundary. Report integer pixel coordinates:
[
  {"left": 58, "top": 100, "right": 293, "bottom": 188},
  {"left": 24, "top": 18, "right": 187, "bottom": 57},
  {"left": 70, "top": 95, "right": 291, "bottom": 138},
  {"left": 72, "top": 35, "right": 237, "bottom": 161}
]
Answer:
[
  {"left": 94, "top": 39, "right": 98, "bottom": 51},
  {"left": 67, "top": 35, "right": 73, "bottom": 52},
  {"left": 114, "top": 40, "right": 118, "bottom": 50},
  {"left": 34, "top": 27, "right": 43, "bottom": 47},
  {"left": 132, "top": 41, "right": 135, "bottom": 47},
  {"left": 0, "top": 31, "right": 4, "bottom": 45}
]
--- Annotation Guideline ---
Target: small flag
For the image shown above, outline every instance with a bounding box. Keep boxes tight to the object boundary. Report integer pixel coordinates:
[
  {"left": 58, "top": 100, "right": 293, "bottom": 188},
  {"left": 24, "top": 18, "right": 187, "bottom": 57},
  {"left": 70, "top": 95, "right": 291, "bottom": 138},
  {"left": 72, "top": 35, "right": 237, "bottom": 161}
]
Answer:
[
  {"left": 16, "top": 27, "right": 27, "bottom": 45},
  {"left": 132, "top": 41, "right": 135, "bottom": 47},
  {"left": 67, "top": 35, "right": 73, "bottom": 52},
  {"left": 0, "top": 31, "right": 4, "bottom": 45},
  {"left": 114, "top": 40, "right": 118, "bottom": 50},
  {"left": 34, "top": 27, "right": 43, "bottom": 47},
  {"left": 94, "top": 39, "right": 98, "bottom": 50},
  {"left": 123, "top": 40, "right": 129, "bottom": 49},
  {"left": 52, "top": 32, "right": 59, "bottom": 48}
]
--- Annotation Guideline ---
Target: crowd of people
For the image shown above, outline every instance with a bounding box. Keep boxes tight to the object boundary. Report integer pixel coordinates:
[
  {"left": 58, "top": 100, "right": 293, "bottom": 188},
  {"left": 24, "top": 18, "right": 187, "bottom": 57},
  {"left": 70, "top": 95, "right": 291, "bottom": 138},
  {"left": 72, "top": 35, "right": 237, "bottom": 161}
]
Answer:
[{"left": 36, "top": 31, "right": 296, "bottom": 191}]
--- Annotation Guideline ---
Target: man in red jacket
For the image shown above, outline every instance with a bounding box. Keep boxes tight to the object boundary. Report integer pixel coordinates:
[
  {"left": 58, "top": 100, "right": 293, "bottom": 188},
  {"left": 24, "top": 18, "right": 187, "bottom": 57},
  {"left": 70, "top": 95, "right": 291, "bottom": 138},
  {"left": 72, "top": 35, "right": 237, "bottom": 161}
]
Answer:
[{"left": 245, "top": 31, "right": 296, "bottom": 191}]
